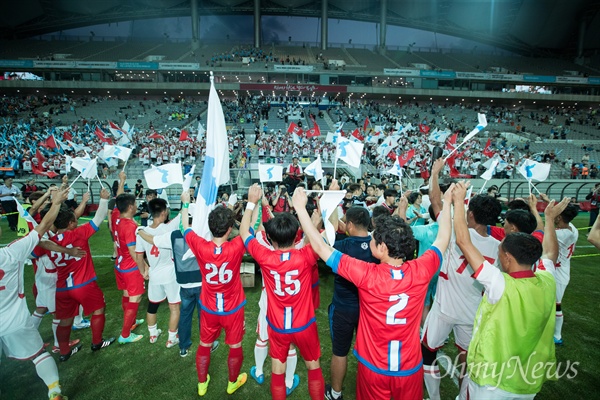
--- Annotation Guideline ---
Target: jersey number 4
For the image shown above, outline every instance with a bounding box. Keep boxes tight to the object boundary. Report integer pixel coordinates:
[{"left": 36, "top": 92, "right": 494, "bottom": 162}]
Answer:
[
  {"left": 271, "top": 270, "right": 300, "bottom": 296},
  {"left": 205, "top": 262, "right": 232, "bottom": 284},
  {"left": 386, "top": 293, "right": 409, "bottom": 325}
]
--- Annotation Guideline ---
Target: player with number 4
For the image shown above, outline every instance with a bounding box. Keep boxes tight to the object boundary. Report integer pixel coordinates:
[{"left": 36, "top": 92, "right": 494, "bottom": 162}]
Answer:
[
  {"left": 180, "top": 190, "right": 247, "bottom": 397},
  {"left": 294, "top": 180, "right": 456, "bottom": 400}
]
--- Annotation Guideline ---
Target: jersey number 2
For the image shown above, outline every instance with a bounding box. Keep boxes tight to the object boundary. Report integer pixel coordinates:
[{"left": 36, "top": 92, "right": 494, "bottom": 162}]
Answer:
[{"left": 386, "top": 294, "right": 409, "bottom": 325}]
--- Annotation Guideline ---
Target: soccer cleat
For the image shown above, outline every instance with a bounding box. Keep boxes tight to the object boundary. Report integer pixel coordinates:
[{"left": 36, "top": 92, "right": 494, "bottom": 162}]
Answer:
[
  {"left": 226, "top": 373, "right": 247, "bottom": 395},
  {"left": 166, "top": 336, "right": 179, "bottom": 348},
  {"left": 59, "top": 343, "right": 83, "bottom": 362},
  {"left": 149, "top": 329, "right": 162, "bottom": 344},
  {"left": 91, "top": 337, "right": 115, "bottom": 352},
  {"left": 49, "top": 393, "right": 68, "bottom": 400},
  {"left": 118, "top": 332, "right": 143, "bottom": 344},
  {"left": 197, "top": 375, "right": 210, "bottom": 396},
  {"left": 554, "top": 337, "right": 564, "bottom": 346},
  {"left": 325, "top": 383, "right": 343, "bottom": 400},
  {"left": 286, "top": 374, "right": 300, "bottom": 396},
  {"left": 131, "top": 319, "right": 144, "bottom": 331},
  {"left": 180, "top": 348, "right": 189, "bottom": 358},
  {"left": 249, "top": 366, "right": 264, "bottom": 384},
  {"left": 52, "top": 339, "right": 81, "bottom": 354},
  {"left": 72, "top": 320, "right": 91, "bottom": 331},
  {"left": 211, "top": 340, "right": 220, "bottom": 353}
]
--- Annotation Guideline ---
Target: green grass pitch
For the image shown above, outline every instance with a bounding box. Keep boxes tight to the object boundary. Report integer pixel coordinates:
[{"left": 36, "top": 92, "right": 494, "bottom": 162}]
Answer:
[{"left": 0, "top": 214, "right": 597, "bottom": 399}]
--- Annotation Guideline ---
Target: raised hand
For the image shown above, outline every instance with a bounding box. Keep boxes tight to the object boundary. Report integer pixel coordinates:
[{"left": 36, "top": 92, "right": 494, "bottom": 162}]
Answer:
[{"left": 292, "top": 186, "right": 308, "bottom": 208}]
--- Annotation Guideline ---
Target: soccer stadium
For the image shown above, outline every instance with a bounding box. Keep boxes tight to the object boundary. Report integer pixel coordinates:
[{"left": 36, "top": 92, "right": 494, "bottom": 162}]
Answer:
[{"left": 0, "top": 1, "right": 599, "bottom": 399}]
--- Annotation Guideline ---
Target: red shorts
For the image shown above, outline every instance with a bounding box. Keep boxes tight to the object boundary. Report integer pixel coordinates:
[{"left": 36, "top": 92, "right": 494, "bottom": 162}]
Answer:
[
  {"left": 268, "top": 322, "right": 321, "bottom": 363},
  {"left": 355, "top": 362, "right": 423, "bottom": 400},
  {"left": 115, "top": 269, "right": 145, "bottom": 297},
  {"left": 200, "top": 306, "right": 245, "bottom": 345},
  {"left": 55, "top": 281, "right": 106, "bottom": 320}
]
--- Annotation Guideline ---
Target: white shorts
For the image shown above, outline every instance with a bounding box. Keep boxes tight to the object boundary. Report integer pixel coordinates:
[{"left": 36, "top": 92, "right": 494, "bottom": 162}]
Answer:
[
  {"left": 256, "top": 289, "right": 268, "bottom": 342},
  {"left": 555, "top": 282, "right": 567, "bottom": 304},
  {"left": 148, "top": 280, "right": 181, "bottom": 304},
  {"left": 0, "top": 321, "right": 45, "bottom": 360},
  {"left": 35, "top": 257, "right": 57, "bottom": 312},
  {"left": 466, "top": 376, "right": 535, "bottom": 400},
  {"left": 421, "top": 302, "right": 472, "bottom": 352}
]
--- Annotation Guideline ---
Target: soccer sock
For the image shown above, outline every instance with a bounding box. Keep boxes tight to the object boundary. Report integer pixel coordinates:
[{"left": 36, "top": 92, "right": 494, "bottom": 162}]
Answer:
[
  {"left": 31, "top": 311, "right": 44, "bottom": 329},
  {"left": 73, "top": 306, "right": 84, "bottom": 325},
  {"left": 121, "top": 302, "right": 140, "bottom": 338},
  {"left": 227, "top": 347, "right": 244, "bottom": 383},
  {"left": 422, "top": 344, "right": 441, "bottom": 400},
  {"left": 555, "top": 310, "right": 564, "bottom": 340},
  {"left": 307, "top": 368, "right": 325, "bottom": 400},
  {"left": 196, "top": 345, "right": 212, "bottom": 383},
  {"left": 52, "top": 319, "right": 59, "bottom": 347},
  {"left": 254, "top": 339, "right": 269, "bottom": 376},
  {"left": 331, "top": 388, "right": 342, "bottom": 399},
  {"left": 168, "top": 329, "right": 178, "bottom": 342},
  {"left": 56, "top": 324, "right": 72, "bottom": 355},
  {"left": 121, "top": 296, "right": 129, "bottom": 313},
  {"left": 148, "top": 324, "right": 159, "bottom": 337},
  {"left": 91, "top": 313, "right": 105, "bottom": 345},
  {"left": 33, "top": 352, "right": 61, "bottom": 397},
  {"left": 285, "top": 348, "right": 298, "bottom": 388},
  {"left": 270, "top": 372, "right": 286, "bottom": 400}
]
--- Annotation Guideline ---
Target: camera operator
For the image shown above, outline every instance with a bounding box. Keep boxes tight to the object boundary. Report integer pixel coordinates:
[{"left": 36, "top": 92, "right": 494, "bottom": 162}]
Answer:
[
  {"left": 271, "top": 184, "right": 292, "bottom": 213},
  {"left": 486, "top": 185, "right": 508, "bottom": 203},
  {"left": 136, "top": 189, "right": 157, "bottom": 226}
]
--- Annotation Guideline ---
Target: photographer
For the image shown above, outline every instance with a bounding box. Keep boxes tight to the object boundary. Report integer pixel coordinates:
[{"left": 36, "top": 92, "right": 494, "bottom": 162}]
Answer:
[
  {"left": 586, "top": 182, "right": 600, "bottom": 231},
  {"left": 486, "top": 185, "right": 508, "bottom": 203},
  {"left": 271, "top": 184, "right": 292, "bottom": 213},
  {"left": 136, "top": 189, "right": 158, "bottom": 226}
]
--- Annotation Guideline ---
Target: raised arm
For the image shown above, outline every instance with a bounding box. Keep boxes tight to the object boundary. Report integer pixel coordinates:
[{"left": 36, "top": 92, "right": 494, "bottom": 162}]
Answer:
[
  {"left": 528, "top": 194, "right": 544, "bottom": 232},
  {"left": 293, "top": 186, "right": 334, "bottom": 262},
  {"left": 180, "top": 190, "right": 191, "bottom": 231},
  {"left": 453, "top": 181, "right": 485, "bottom": 268},
  {"left": 74, "top": 191, "right": 90, "bottom": 219},
  {"left": 29, "top": 187, "right": 55, "bottom": 216},
  {"left": 35, "top": 188, "right": 68, "bottom": 236},
  {"left": 240, "top": 184, "right": 262, "bottom": 243},
  {"left": 116, "top": 171, "right": 126, "bottom": 196},
  {"left": 91, "top": 188, "right": 110, "bottom": 228},
  {"left": 430, "top": 182, "right": 455, "bottom": 254},
  {"left": 429, "top": 158, "right": 444, "bottom": 218},
  {"left": 541, "top": 198, "right": 569, "bottom": 263}
]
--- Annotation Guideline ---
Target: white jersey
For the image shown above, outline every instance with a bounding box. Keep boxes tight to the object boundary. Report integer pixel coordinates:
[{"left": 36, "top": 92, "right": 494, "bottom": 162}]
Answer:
[
  {"left": 136, "top": 223, "right": 177, "bottom": 284},
  {"left": 0, "top": 232, "right": 40, "bottom": 336},
  {"left": 554, "top": 223, "right": 578, "bottom": 285},
  {"left": 436, "top": 228, "right": 500, "bottom": 325}
]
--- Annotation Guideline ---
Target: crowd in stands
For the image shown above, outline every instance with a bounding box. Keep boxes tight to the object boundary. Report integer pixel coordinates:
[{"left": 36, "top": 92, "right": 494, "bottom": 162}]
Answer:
[{"left": 208, "top": 46, "right": 309, "bottom": 67}]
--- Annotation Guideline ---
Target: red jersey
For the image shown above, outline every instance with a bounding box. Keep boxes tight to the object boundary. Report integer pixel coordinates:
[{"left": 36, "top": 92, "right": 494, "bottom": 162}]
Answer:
[
  {"left": 112, "top": 208, "right": 138, "bottom": 272},
  {"left": 490, "top": 225, "right": 544, "bottom": 243},
  {"left": 42, "top": 223, "right": 99, "bottom": 291},
  {"left": 245, "top": 235, "right": 319, "bottom": 333},
  {"left": 327, "top": 247, "right": 442, "bottom": 376},
  {"left": 184, "top": 230, "right": 246, "bottom": 315}
]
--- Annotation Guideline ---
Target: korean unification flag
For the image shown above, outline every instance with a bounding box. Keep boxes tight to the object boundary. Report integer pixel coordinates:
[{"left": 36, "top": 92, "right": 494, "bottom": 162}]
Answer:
[
  {"left": 191, "top": 73, "right": 230, "bottom": 241},
  {"left": 461, "top": 113, "right": 488, "bottom": 144},
  {"left": 117, "top": 134, "right": 131, "bottom": 147},
  {"left": 70, "top": 155, "right": 91, "bottom": 172},
  {"left": 319, "top": 190, "right": 346, "bottom": 245},
  {"left": 103, "top": 144, "right": 132, "bottom": 162},
  {"left": 518, "top": 159, "right": 551, "bottom": 182},
  {"left": 304, "top": 156, "right": 324, "bottom": 181},
  {"left": 258, "top": 164, "right": 283, "bottom": 182},
  {"left": 429, "top": 129, "right": 451, "bottom": 143},
  {"left": 80, "top": 157, "right": 98, "bottom": 180},
  {"left": 326, "top": 131, "right": 338, "bottom": 144},
  {"left": 182, "top": 164, "right": 196, "bottom": 192},
  {"left": 196, "top": 122, "right": 205, "bottom": 141},
  {"left": 143, "top": 163, "right": 184, "bottom": 189},
  {"left": 336, "top": 137, "right": 363, "bottom": 168},
  {"left": 387, "top": 158, "right": 403, "bottom": 177},
  {"left": 480, "top": 158, "right": 499, "bottom": 181}
]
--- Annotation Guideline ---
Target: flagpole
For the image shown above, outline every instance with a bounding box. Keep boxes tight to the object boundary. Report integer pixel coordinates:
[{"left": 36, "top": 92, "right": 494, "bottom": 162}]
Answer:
[
  {"left": 527, "top": 180, "right": 532, "bottom": 196},
  {"left": 443, "top": 145, "right": 460, "bottom": 161},
  {"left": 97, "top": 175, "right": 105, "bottom": 189},
  {"left": 68, "top": 174, "right": 81, "bottom": 189},
  {"left": 333, "top": 159, "right": 338, "bottom": 179},
  {"left": 122, "top": 159, "right": 128, "bottom": 172},
  {"left": 531, "top": 183, "right": 543, "bottom": 197},
  {"left": 305, "top": 190, "right": 346, "bottom": 195},
  {"left": 478, "top": 180, "right": 488, "bottom": 194}
]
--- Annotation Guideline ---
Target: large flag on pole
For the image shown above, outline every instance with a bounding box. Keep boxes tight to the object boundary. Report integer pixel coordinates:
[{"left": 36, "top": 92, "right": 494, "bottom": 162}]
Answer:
[
  {"left": 518, "top": 159, "right": 551, "bottom": 182},
  {"left": 103, "top": 144, "right": 132, "bottom": 161},
  {"left": 258, "top": 164, "right": 284, "bottom": 182},
  {"left": 304, "top": 156, "right": 324, "bottom": 181},
  {"left": 143, "top": 163, "right": 184, "bottom": 189},
  {"left": 335, "top": 137, "right": 363, "bottom": 168},
  {"left": 191, "top": 72, "right": 231, "bottom": 241}
]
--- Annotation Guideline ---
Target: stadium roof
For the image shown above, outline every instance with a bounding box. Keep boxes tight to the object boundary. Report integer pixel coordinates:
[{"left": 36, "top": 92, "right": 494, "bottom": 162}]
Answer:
[{"left": 3, "top": 0, "right": 600, "bottom": 57}]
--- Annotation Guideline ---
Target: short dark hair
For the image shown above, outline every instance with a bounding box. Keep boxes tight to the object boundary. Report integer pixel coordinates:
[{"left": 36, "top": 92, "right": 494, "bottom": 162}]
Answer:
[
  {"left": 501, "top": 233, "right": 542, "bottom": 266},
  {"left": 372, "top": 215, "right": 415, "bottom": 261},
  {"left": 264, "top": 212, "right": 299, "bottom": 248},
  {"left": 559, "top": 204, "right": 579, "bottom": 224},
  {"left": 507, "top": 199, "right": 529, "bottom": 211},
  {"left": 468, "top": 194, "right": 502, "bottom": 226},
  {"left": 116, "top": 193, "right": 137, "bottom": 213},
  {"left": 345, "top": 206, "right": 371, "bottom": 230},
  {"left": 372, "top": 205, "right": 390, "bottom": 220},
  {"left": 348, "top": 183, "right": 361, "bottom": 193},
  {"left": 28, "top": 191, "right": 45, "bottom": 203},
  {"left": 146, "top": 189, "right": 158, "bottom": 197},
  {"left": 407, "top": 192, "right": 421, "bottom": 204},
  {"left": 148, "top": 198, "right": 168, "bottom": 219},
  {"left": 377, "top": 184, "right": 387, "bottom": 191},
  {"left": 208, "top": 206, "right": 235, "bottom": 237},
  {"left": 54, "top": 208, "right": 76, "bottom": 230},
  {"left": 383, "top": 189, "right": 398, "bottom": 198},
  {"left": 505, "top": 209, "right": 537, "bottom": 234}
]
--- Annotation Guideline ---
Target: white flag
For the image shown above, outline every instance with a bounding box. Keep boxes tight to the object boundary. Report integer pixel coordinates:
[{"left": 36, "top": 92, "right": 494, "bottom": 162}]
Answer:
[
  {"left": 67, "top": 140, "right": 86, "bottom": 153},
  {"left": 191, "top": 73, "right": 230, "bottom": 243},
  {"left": 319, "top": 190, "right": 346, "bottom": 245},
  {"left": 103, "top": 145, "right": 132, "bottom": 162},
  {"left": 143, "top": 163, "right": 184, "bottom": 189},
  {"left": 228, "top": 193, "right": 238, "bottom": 207},
  {"left": 336, "top": 138, "right": 363, "bottom": 168},
  {"left": 387, "top": 158, "right": 403, "bottom": 177},
  {"left": 429, "top": 129, "right": 451, "bottom": 143},
  {"left": 461, "top": 113, "right": 487, "bottom": 144},
  {"left": 70, "top": 155, "right": 91, "bottom": 172},
  {"left": 182, "top": 164, "right": 196, "bottom": 192},
  {"left": 117, "top": 134, "right": 131, "bottom": 146},
  {"left": 304, "top": 156, "right": 324, "bottom": 181},
  {"left": 122, "top": 120, "right": 130, "bottom": 133},
  {"left": 65, "top": 155, "right": 72, "bottom": 174},
  {"left": 196, "top": 122, "right": 205, "bottom": 141},
  {"left": 481, "top": 159, "right": 499, "bottom": 181},
  {"left": 326, "top": 132, "right": 338, "bottom": 144},
  {"left": 258, "top": 164, "right": 283, "bottom": 182},
  {"left": 518, "top": 159, "right": 551, "bottom": 182},
  {"left": 16, "top": 200, "right": 37, "bottom": 227},
  {"left": 80, "top": 157, "right": 98, "bottom": 180}
]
